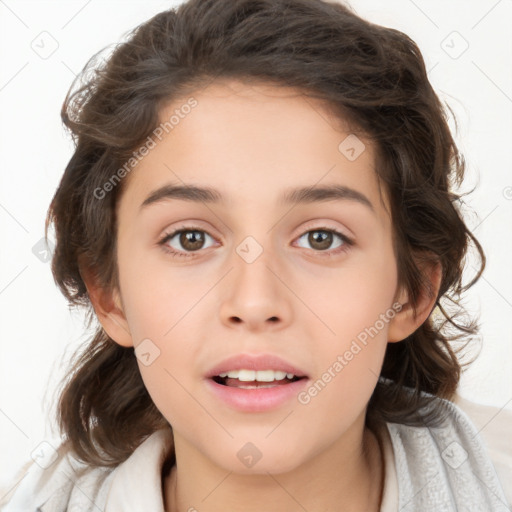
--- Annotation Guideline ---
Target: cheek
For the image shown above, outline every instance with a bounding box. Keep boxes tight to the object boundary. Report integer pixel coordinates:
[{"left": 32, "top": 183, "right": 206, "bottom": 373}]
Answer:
[
  {"left": 302, "top": 245, "right": 397, "bottom": 400},
  {"left": 131, "top": 315, "right": 203, "bottom": 431},
  {"left": 312, "top": 243, "right": 398, "bottom": 342},
  {"left": 136, "top": 353, "right": 193, "bottom": 417},
  {"left": 296, "top": 285, "right": 396, "bottom": 435},
  {"left": 118, "top": 247, "right": 215, "bottom": 342}
]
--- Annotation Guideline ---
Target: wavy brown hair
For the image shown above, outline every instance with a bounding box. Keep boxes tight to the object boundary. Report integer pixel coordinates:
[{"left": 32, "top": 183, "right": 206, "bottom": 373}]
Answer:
[{"left": 45, "top": 0, "right": 485, "bottom": 467}]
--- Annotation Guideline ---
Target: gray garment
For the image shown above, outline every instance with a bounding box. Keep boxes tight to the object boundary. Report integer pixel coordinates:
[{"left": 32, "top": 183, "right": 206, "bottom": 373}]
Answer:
[
  {"left": 1, "top": 396, "right": 509, "bottom": 511},
  {"left": 387, "top": 397, "right": 509, "bottom": 511}
]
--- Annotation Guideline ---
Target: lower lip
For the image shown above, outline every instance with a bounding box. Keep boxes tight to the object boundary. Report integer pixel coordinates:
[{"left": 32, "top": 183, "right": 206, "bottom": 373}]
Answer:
[{"left": 205, "top": 378, "right": 309, "bottom": 412}]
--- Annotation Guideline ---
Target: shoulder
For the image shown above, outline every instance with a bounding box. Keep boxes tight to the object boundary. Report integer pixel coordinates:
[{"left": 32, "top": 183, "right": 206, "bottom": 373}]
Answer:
[
  {"left": 0, "top": 428, "right": 173, "bottom": 512},
  {"left": 386, "top": 394, "right": 510, "bottom": 512},
  {"left": 452, "top": 393, "right": 512, "bottom": 505},
  {"left": 0, "top": 439, "right": 116, "bottom": 512}
]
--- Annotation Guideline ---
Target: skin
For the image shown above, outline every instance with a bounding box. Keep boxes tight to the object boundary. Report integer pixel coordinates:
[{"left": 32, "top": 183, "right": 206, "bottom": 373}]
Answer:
[{"left": 86, "top": 79, "right": 440, "bottom": 511}]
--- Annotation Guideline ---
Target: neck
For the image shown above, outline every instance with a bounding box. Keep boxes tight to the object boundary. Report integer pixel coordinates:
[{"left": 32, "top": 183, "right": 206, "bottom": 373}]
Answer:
[{"left": 163, "top": 419, "right": 383, "bottom": 512}]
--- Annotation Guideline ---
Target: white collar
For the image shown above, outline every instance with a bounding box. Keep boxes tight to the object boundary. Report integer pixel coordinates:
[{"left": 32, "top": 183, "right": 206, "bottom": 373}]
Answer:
[
  {"left": 105, "top": 428, "right": 173, "bottom": 511},
  {"left": 104, "top": 426, "right": 398, "bottom": 512}
]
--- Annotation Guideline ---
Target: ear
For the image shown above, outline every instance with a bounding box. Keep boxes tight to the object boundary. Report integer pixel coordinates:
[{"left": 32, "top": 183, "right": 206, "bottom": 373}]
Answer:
[
  {"left": 81, "top": 268, "right": 134, "bottom": 348},
  {"left": 387, "top": 260, "right": 442, "bottom": 343}
]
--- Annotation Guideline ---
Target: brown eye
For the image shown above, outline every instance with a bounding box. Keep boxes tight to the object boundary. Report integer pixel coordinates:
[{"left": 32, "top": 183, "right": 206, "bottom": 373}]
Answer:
[
  {"left": 296, "top": 228, "right": 352, "bottom": 254},
  {"left": 307, "top": 230, "right": 333, "bottom": 251},
  {"left": 160, "top": 228, "right": 215, "bottom": 257},
  {"left": 178, "top": 230, "right": 206, "bottom": 251}
]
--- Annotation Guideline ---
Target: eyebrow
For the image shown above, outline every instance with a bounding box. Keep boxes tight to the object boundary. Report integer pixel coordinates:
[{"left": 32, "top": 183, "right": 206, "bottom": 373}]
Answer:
[{"left": 140, "top": 183, "right": 374, "bottom": 212}]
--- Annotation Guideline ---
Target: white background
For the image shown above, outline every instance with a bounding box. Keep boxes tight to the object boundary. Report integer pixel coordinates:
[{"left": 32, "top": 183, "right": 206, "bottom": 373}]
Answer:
[{"left": 0, "top": 0, "right": 511, "bottom": 492}]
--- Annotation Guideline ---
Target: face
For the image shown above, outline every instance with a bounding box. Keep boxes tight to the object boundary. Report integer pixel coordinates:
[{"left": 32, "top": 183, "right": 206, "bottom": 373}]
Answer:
[{"left": 110, "top": 79, "right": 403, "bottom": 474}]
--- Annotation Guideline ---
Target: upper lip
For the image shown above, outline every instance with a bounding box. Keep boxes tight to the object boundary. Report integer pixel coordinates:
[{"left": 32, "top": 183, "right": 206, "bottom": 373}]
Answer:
[{"left": 205, "top": 353, "right": 309, "bottom": 378}]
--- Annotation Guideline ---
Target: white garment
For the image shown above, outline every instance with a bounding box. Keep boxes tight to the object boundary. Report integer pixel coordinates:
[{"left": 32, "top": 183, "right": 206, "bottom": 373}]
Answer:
[{"left": 0, "top": 396, "right": 509, "bottom": 511}]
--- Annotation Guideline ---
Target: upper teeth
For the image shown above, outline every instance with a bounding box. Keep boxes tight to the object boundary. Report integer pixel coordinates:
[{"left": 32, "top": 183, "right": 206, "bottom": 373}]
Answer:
[{"left": 218, "top": 369, "right": 296, "bottom": 382}]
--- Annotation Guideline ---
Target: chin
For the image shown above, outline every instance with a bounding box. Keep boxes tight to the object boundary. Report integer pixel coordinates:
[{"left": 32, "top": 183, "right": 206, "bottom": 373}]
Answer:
[{"left": 208, "top": 441, "right": 311, "bottom": 476}]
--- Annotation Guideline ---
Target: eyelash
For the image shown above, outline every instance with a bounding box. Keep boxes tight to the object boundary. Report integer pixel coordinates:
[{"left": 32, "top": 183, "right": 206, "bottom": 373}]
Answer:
[{"left": 158, "top": 225, "right": 354, "bottom": 259}]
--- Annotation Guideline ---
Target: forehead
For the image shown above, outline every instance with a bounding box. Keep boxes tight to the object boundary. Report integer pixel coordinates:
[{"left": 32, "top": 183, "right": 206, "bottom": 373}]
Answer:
[{"left": 118, "top": 79, "right": 389, "bottom": 220}]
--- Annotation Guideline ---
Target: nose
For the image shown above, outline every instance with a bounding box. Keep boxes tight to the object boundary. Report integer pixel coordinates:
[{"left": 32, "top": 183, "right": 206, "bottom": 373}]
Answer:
[{"left": 219, "top": 241, "right": 293, "bottom": 332}]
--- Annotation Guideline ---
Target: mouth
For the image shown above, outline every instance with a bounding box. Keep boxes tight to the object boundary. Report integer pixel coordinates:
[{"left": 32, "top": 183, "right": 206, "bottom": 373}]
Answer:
[
  {"left": 204, "top": 354, "right": 310, "bottom": 411},
  {"left": 211, "top": 369, "right": 306, "bottom": 389}
]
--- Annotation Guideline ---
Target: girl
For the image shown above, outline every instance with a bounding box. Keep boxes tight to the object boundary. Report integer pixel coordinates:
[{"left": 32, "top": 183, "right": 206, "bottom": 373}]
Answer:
[{"left": 1, "top": 0, "right": 509, "bottom": 510}]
